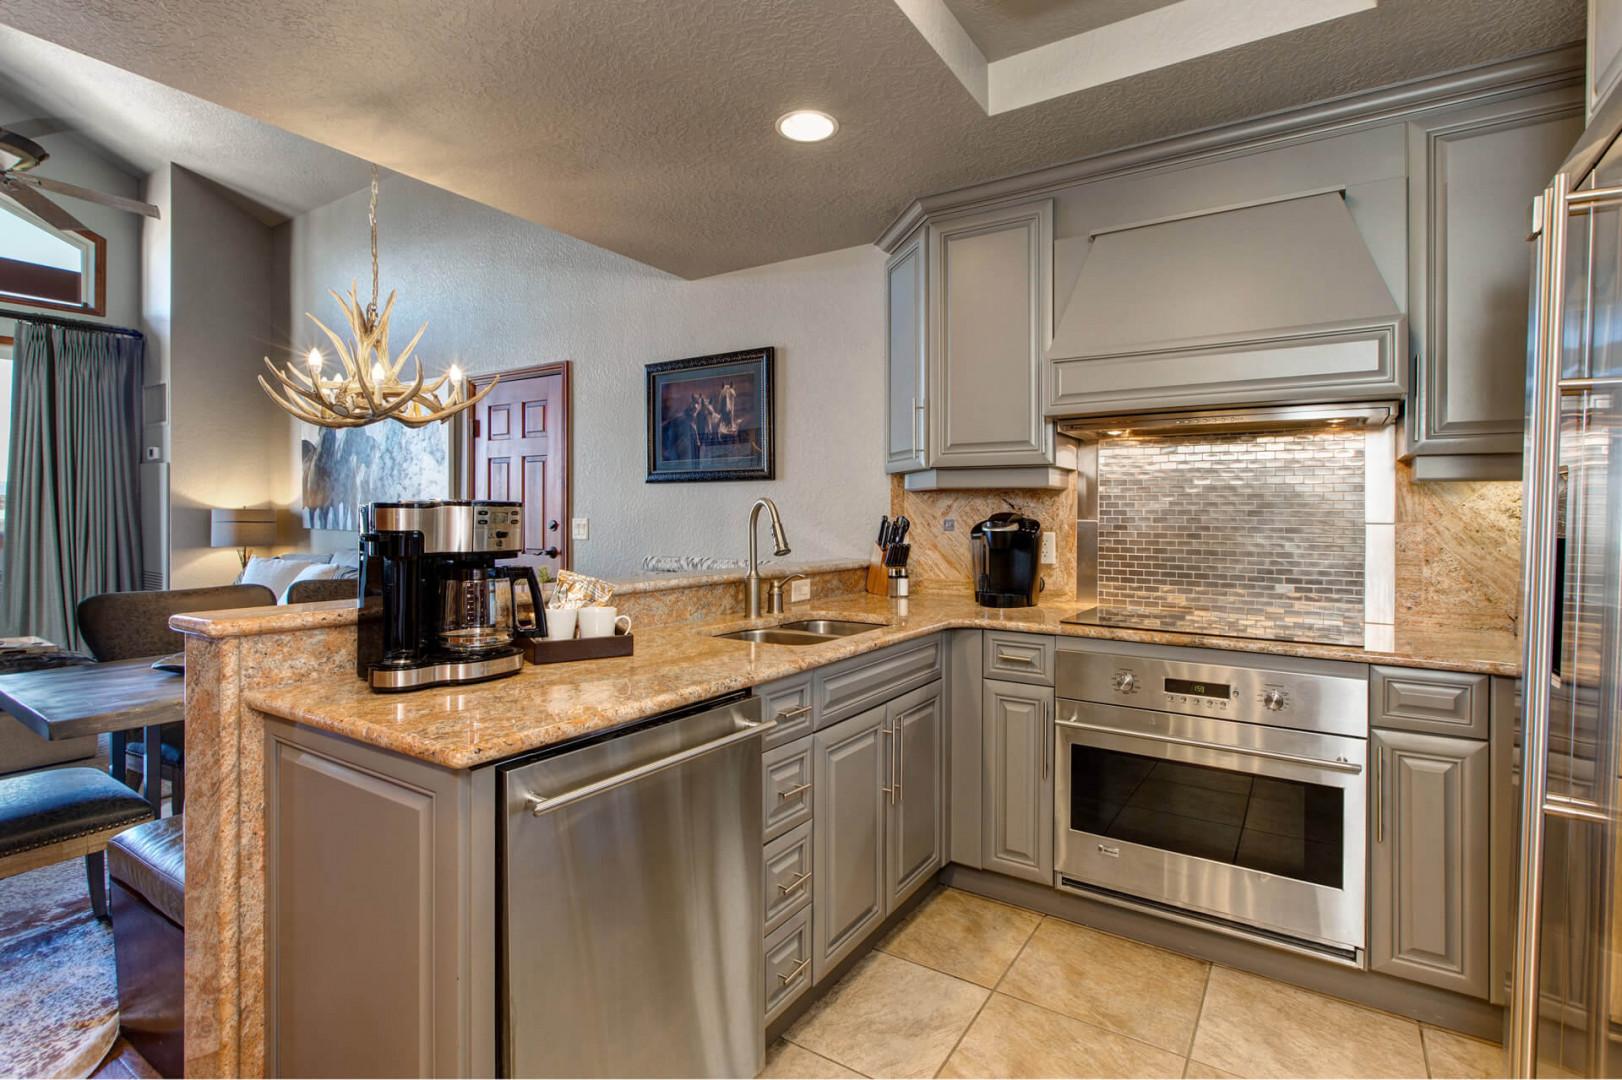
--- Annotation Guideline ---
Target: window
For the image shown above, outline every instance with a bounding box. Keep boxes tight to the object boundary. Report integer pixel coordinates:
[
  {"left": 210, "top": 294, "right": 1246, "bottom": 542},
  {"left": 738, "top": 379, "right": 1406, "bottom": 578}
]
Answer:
[{"left": 0, "top": 201, "right": 105, "bottom": 315}]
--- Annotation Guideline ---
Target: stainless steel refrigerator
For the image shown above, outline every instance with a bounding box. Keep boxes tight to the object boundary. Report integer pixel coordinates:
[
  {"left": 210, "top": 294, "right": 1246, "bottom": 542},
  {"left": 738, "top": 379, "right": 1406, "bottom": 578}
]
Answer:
[{"left": 1511, "top": 85, "right": 1622, "bottom": 1078}]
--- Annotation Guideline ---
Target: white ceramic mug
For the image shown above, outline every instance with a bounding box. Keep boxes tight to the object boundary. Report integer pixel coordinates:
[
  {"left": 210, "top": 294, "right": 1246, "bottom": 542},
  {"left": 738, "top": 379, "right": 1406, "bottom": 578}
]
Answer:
[
  {"left": 578, "top": 607, "right": 632, "bottom": 638},
  {"left": 545, "top": 608, "right": 579, "bottom": 641}
]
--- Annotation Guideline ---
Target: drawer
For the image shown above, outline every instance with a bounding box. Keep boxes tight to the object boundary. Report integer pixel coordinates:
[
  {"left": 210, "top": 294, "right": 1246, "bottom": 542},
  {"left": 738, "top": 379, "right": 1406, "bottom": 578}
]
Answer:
[
  {"left": 762, "top": 736, "right": 814, "bottom": 841},
  {"left": 816, "top": 635, "right": 943, "bottom": 727},
  {"left": 1373, "top": 666, "right": 1489, "bottom": 739},
  {"left": 759, "top": 674, "right": 816, "bottom": 749},
  {"left": 764, "top": 905, "right": 813, "bottom": 1025},
  {"left": 763, "top": 820, "right": 813, "bottom": 932},
  {"left": 983, "top": 632, "right": 1054, "bottom": 685}
]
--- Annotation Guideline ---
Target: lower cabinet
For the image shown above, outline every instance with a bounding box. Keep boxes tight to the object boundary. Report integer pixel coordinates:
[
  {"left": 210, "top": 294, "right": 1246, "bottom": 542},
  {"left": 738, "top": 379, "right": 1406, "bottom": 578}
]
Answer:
[
  {"left": 981, "top": 678, "right": 1055, "bottom": 884},
  {"left": 812, "top": 680, "right": 944, "bottom": 984},
  {"left": 1370, "top": 727, "right": 1491, "bottom": 998}
]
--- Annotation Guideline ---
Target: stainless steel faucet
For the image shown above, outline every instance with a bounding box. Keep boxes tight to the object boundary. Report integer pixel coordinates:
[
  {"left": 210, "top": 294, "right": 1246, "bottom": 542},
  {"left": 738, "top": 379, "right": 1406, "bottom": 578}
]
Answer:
[{"left": 746, "top": 497, "right": 792, "bottom": 618}]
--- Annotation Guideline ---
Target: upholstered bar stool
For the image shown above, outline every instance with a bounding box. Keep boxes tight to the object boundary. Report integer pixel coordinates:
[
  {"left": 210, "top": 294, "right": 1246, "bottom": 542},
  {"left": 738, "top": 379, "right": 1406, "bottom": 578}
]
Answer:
[
  {"left": 0, "top": 767, "right": 152, "bottom": 916},
  {"left": 108, "top": 814, "right": 185, "bottom": 1078}
]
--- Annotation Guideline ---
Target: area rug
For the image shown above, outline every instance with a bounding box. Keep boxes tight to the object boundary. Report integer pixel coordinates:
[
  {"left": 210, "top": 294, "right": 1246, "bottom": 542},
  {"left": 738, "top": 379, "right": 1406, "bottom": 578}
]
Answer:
[{"left": 0, "top": 859, "right": 119, "bottom": 1078}]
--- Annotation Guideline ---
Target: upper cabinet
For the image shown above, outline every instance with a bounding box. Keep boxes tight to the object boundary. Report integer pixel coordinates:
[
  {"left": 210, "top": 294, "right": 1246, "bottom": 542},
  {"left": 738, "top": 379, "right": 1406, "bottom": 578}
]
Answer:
[
  {"left": 885, "top": 199, "right": 1069, "bottom": 491},
  {"left": 1404, "top": 89, "right": 1583, "bottom": 478},
  {"left": 1592, "top": 0, "right": 1622, "bottom": 121}
]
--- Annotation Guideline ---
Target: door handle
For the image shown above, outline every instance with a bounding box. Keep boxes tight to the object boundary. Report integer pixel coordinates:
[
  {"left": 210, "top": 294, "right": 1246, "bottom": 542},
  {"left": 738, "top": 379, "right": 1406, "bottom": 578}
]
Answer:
[
  {"left": 778, "top": 956, "right": 810, "bottom": 985},
  {"left": 777, "top": 782, "right": 811, "bottom": 802},
  {"left": 881, "top": 724, "right": 895, "bottom": 803},
  {"left": 777, "top": 871, "right": 811, "bottom": 895},
  {"left": 548, "top": 519, "right": 560, "bottom": 532},
  {"left": 1056, "top": 716, "right": 1363, "bottom": 775},
  {"left": 776, "top": 704, "right": 813, "bottom": 723},
  {"left": 1042, "top": 701, "right": 1051, "bottom": 781},
  {"left": 541, "top": 546, "right": 560, "bottom": 559},
  {"left": 995, "top": 650, "right": 1038, "bottom": 666},
  {"left": 1374, "top": 745, "right": 1385, "bottom": 845}
]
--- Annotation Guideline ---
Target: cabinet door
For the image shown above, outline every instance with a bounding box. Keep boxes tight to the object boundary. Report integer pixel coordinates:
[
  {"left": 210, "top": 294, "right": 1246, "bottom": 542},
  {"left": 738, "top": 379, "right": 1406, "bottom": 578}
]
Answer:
[
  {"left": 886, "top": 232, "right": 928, "bottom": 473},
  {"left": 981, "top": 679, "right": 1054, "bottom": 884},
  {"left": 1406, "top": 92, "right": 1582, "bottom": 463},
  {"left": 1370, "top": 729, "right": 1490, "bottom": 998},
  {"left": 886, "top": 681, "right": 944, "bottom": 911},
  {"left": 812, "top": 706, "right": 888, "bottom": 984},
  {"left": 927, "top": 200, "right": 1054, "bottom": 469}
]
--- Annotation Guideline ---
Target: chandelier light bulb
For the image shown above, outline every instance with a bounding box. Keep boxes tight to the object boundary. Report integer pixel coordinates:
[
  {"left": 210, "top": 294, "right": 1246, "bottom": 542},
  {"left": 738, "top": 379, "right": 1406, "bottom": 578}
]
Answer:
[
  {"left": 305, "top": 348, "right": 323, "bottom": 372},
  {"left": 448, "top": 364, "right": 463, "bottom": 384}
]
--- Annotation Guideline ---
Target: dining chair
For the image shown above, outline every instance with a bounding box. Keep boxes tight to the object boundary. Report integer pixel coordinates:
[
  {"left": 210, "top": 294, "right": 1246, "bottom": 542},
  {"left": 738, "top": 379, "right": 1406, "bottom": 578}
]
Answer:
[{"left": 75, "top": 585, "right": 276, "bottom": 813}]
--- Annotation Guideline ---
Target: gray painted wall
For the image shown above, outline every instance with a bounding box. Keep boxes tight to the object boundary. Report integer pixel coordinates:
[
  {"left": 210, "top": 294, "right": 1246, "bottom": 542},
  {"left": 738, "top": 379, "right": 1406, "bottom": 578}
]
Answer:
[{"left": 282, "top": 174, "right": 889, "bottom": 578}]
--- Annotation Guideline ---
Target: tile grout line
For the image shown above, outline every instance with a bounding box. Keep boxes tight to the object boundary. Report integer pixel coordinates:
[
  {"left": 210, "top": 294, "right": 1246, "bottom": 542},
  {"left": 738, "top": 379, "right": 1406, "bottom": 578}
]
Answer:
[
  {"left": 930, "top": 912, "right": 1044, "bottom": 1078},
  {"left": 780, "top": 1034, "right": 872, "bottom": 1078},
  {"left": 1419, "top": 1024, "right": 1434, "bottom": 1080},
  {"left": 966, "top": 970, "right": 1204, "bottom": 1068},
  {"left": 1185, "top": 961, "right": 1215, "bottom": 1063}
]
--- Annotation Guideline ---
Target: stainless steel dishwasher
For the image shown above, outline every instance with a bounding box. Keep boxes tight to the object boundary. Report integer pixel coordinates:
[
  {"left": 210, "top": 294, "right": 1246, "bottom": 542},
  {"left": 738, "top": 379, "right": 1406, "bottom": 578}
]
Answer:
[{"left": 499, "top": 693, "right": 768, "bottom": 1078}]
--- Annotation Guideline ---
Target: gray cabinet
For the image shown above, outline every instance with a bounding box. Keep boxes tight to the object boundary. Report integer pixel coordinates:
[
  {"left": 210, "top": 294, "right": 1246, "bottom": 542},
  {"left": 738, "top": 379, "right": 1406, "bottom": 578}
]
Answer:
[
  {"left": 885, "top": 232, "right": 928, "bottom": 474},
  {"left": 1404, "top": 89, "right": 1582, "bottom": 476},
  {"left": 886, "top": 682, "right": 944, "bottom": 911},
  {"left": 981, "top": 678, "right": 1054, "bottom": 885},
  {"left": 926, "top": 201, "right": 1054, "bottom": 470},
  {"left": 812, "top": 706, "right": 889, "bottom": 983},
  {"left": 1370, "top": 728, "right": 1491, "bottom": 998},
  {"left": 1593, "top": 0, "right": 1622, "bottom": 120}
]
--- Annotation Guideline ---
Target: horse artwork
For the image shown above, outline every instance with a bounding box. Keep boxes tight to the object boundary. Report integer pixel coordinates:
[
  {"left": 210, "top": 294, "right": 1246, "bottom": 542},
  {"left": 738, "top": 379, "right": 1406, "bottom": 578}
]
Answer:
[{"left": 646, "top": 347, "right": 775, "bottom": 482}]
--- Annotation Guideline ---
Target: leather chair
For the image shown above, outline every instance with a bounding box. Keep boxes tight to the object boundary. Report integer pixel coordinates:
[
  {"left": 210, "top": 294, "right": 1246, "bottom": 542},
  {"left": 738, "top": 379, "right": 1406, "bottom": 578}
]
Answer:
[
  {"left": 0, "top": 767, "right": 152, "bottom": 918},
  {"left": 108, "top": 814, "right": 184, "bottom": 1078},
  {"left": 76, "top": 585, "right": 275, "bottom": 813}
]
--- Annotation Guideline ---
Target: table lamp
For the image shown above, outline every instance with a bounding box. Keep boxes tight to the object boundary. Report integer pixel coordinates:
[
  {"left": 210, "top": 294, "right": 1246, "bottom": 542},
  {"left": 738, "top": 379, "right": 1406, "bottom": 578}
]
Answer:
[{"left": 210, "top": 507, "right": 276, "bottom": 569}]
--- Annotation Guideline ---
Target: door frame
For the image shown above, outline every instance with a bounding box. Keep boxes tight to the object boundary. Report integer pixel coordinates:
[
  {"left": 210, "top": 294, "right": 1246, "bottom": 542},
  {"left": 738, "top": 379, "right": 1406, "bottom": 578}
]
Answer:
[{"left": 463, "top": 360, "right": 572, "bottom": 570}]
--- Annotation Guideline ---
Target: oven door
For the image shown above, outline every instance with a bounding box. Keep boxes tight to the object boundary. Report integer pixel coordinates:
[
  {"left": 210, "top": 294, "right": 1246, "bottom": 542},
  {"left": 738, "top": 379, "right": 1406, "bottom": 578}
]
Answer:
[{"left": 1056, "top": 700, "right": 1366, "bottom": 961}]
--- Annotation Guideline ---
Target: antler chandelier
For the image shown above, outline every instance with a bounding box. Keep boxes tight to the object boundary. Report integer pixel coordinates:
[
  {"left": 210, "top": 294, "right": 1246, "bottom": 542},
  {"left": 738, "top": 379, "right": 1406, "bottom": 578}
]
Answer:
[{"left": 259, "top": 166, "right": 497, "bottom": 428}]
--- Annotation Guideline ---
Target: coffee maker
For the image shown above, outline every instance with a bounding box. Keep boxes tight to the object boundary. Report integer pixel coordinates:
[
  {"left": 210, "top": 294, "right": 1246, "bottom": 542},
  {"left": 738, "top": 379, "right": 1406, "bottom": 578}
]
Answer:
[
  {"left": 357, "top": 500, "right": 546, "bottom": 692},
  {"left": 970, "top": 513, "right": 1043, "bottom": 608}
]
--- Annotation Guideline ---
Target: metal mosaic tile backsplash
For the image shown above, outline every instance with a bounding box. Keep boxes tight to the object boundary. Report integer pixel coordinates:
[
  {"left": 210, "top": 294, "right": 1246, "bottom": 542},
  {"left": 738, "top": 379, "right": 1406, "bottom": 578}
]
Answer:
[{"left": 1096, "top": 429, "right": 1366, "bottom": 645}]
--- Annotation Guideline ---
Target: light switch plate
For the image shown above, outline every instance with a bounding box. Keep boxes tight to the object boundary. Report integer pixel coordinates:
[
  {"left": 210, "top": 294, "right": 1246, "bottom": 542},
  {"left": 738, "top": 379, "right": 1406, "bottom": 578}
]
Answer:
[
  {"left": 571, "top": 517, "right": 589, "bottom": 541},
  {"left": 1040, "top": 530, "right": 1057, "bottom": 565},
  {"left": 789, "top": 578, "right": 811, "bottom": 603}
]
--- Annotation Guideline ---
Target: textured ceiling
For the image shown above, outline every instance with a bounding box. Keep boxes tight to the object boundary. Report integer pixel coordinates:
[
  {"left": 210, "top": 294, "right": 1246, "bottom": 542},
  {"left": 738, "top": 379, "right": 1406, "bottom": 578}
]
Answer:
[
  {"left": 0, "top": 0, "right": 1585, "bottom": 278},
  {"left": 0, "top": 24, "right": 371, "bottom": 223},
  {"left": 940, "top": 0, "right": 1180, "bottom": 61}
]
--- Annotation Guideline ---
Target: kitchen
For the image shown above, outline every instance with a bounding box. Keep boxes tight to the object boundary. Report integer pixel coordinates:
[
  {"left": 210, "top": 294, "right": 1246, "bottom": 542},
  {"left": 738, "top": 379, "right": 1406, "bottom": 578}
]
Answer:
[{"left": 0, "top": 2, "right": 1609, "bottom": 1079}]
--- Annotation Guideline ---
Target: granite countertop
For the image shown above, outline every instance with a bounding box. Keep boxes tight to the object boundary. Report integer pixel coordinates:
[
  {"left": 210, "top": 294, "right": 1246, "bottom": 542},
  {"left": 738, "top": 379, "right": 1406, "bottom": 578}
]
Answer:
[{"left": 232, "top": 590, "right": 1520, "bottom": 770}]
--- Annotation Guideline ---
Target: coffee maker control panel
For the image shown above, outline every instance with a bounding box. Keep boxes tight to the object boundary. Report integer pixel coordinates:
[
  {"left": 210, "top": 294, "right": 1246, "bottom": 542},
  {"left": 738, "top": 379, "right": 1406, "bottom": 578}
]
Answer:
[
  {"left": 471, "top": 504, "right": 524, "bottom": 554},
  {"left": 368, "top": 500, "right": 524, "bottom": 555}
]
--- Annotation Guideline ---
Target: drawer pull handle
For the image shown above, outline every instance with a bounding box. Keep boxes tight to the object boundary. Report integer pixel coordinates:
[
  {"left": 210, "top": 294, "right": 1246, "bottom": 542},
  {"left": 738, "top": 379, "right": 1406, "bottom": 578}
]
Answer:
[
  {"left": 776, "top": 705, "right": 813, "bottom": 722},
  {"left": 995, "top": 650, "right": 1037, "bottom": 666},
  {"left": 777, "top": 871, "right": 811, "bottom": 895},
  {"left": 778, "top": 956, "right": 810, "bottom": 984},
  {"left": 777, "top": 783, "right": 812, "bottom": 802}
]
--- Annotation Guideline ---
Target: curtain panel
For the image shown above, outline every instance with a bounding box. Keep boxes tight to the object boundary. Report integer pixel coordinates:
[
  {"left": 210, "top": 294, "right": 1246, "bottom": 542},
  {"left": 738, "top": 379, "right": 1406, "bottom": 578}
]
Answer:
[{"left": 2, "top": 320, "right": 143, "bottom": 652}]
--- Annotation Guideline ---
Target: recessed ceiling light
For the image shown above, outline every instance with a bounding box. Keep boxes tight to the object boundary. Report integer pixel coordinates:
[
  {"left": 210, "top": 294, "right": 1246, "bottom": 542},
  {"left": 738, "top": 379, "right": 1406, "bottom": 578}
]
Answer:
[{"left": 776, "top": 110, "right": 838, "bottom": 143}]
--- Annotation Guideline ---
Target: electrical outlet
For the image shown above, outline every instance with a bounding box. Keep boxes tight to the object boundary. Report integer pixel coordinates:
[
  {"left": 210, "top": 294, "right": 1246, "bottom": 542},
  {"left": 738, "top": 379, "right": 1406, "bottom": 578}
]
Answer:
[
  {"left": 789, "top": 578, "right": 811, "bottom": 603},
  {"left": 1041, "top": 530, "right": 1057, "bottom": 565},
  {"left": 571, "top": 517, "right": 589, "bottom": 541}
]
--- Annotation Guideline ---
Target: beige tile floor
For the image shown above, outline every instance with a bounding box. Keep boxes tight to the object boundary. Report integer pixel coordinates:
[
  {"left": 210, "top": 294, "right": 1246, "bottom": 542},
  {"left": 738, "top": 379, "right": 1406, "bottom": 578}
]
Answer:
[{"left": 763, "top": 888, "right": 1507, "bottom": 1080}]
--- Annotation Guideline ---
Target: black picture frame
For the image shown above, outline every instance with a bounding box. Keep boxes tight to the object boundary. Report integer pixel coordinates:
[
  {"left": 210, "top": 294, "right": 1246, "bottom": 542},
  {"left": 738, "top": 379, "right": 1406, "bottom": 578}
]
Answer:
[{"left": 646, "top": 347, "right": 775, "bottom": 482}]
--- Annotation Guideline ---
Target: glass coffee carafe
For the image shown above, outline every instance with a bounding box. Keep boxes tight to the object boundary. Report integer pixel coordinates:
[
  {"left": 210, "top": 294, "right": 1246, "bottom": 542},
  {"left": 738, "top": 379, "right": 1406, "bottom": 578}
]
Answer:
[{"left": 437, "top": 564, "right": 545, "bottom": 655}]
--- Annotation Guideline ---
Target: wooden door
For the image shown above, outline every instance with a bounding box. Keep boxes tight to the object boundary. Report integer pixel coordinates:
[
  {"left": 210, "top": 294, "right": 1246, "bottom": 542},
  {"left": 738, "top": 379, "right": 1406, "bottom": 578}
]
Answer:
[
  {"left": 1370, "top": 728, "right": 1490, "bottom": 998},
  {"left": 981, "top": 678, "right": 1054, "bottom": 884},
  {"left": 468, "top": 364, "right": 569, "bottom": 577}
]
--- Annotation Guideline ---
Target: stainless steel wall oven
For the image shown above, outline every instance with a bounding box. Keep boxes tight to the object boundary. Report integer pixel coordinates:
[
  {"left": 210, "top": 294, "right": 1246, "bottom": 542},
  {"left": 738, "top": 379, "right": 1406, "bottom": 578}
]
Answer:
[{"left": 1055, "top": 643, "right": 1369, "bottom": 963}]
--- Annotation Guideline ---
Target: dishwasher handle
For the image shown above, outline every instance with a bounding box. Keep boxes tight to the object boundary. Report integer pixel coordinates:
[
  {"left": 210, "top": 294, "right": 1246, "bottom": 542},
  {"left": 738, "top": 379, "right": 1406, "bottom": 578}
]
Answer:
[{"left": 528, "top": 716, "right": 774, "bottom": 816}]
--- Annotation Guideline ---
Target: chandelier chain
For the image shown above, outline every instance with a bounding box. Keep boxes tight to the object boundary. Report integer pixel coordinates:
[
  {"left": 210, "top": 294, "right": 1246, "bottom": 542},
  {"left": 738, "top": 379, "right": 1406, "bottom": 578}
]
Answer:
[{"left": 367, "top": 165, "right": 380, "bottom": 326}]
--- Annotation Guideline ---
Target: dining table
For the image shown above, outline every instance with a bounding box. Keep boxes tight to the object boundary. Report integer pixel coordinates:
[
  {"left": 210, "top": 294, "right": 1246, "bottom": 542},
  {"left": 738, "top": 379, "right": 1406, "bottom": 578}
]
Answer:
[{"left": 0, "top": 655, "right": 186, "bottom": 816}]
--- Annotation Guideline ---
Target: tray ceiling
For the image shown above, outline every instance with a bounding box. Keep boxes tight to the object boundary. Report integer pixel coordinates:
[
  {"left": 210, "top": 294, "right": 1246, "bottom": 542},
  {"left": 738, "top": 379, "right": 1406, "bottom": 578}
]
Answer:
[{"left": 0, "top": 0, "right": 1584, "bottom": 278}]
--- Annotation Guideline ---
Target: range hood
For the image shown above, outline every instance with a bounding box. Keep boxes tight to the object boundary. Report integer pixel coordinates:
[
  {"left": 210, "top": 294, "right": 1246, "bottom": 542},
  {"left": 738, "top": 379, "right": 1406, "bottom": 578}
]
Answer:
[
  {"left": 1046, "top": 189, "right": 1406, "bottom": 414},
  {"left": 1057, "top": 401, "right": 1397, "bottom": 440}
]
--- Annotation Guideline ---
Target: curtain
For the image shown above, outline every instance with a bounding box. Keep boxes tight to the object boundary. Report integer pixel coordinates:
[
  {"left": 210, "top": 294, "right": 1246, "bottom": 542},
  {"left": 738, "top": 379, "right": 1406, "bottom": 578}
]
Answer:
[{"left": 1, "top": 320, "right": 143, "bottom": 652}]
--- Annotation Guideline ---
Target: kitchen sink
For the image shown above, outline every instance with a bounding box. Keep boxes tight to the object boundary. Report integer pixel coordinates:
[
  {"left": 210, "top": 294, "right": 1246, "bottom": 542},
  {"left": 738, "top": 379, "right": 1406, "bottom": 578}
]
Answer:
[
  {"left": 714, "top": 620, "right": 883, "bottom": 646},
  {"left": 775, "top": 619, "right": 882, "bottom": 637}
]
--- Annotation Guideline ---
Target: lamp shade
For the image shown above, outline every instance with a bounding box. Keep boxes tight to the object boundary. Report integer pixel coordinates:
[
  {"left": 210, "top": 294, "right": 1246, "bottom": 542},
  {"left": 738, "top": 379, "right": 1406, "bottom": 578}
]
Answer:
[{"left": 210, "top": 507, "right": 276, "bottom": 549}]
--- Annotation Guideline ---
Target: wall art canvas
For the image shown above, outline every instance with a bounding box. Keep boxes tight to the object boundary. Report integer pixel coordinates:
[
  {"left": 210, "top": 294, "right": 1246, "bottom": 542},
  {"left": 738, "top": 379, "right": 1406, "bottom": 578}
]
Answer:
[
  {"left": 299, "top": 420, "right": 449, "bottom": 531},
  {"left": 646, "top": 347, "right": 775, "bottom": 482}
]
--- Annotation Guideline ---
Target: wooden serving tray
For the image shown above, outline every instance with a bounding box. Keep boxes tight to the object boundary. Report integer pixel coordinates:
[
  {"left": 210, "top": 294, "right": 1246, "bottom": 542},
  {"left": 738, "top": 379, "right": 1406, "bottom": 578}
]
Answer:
[{"left": 521, "top": 627, "right": 634, "bottom": 665}]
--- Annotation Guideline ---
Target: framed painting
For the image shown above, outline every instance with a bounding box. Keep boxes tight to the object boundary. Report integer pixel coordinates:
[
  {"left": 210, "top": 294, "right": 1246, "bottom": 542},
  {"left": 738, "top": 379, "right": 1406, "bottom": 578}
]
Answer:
[{"left": 646, "top": 347, "right": 775, "bottom": 482}]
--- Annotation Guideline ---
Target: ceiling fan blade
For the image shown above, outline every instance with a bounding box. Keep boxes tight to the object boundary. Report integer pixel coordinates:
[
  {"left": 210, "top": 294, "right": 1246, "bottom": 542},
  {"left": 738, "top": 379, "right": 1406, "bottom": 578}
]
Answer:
[
  {"left": 0, "top": 176, "right": 89, "bottom": 233},
  {"left": 12, "top": 173, "right": 161, "bottom": 219}
]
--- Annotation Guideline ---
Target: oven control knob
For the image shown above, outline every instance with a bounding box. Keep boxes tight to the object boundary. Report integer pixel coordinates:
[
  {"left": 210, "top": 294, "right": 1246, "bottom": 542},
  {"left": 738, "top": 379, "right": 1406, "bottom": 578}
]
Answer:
[
  {"left": 1112, "top": 671, "right": 1138, "bottom": 694},
  {"left": 1262, "top": 689, "right": 1287, "bottom": 711}
]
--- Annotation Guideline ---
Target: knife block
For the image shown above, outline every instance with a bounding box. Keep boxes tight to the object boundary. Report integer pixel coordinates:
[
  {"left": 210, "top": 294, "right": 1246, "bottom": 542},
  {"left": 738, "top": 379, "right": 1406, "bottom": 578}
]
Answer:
[{"left": 866, "top": 544, "right": 889, "bottom": 596}]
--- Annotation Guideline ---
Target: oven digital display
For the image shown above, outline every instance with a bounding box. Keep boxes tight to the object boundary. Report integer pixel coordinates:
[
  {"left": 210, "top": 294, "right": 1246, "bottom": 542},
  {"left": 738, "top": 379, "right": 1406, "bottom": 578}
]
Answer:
[{"left": 1165, "top": 677, "right": 1230, "bottom": 699}]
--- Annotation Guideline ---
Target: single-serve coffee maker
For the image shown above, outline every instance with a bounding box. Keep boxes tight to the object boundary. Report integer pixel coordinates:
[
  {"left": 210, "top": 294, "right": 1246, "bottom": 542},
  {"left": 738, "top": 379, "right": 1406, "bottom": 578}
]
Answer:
[
  {"left": 970, "top": 513, "right": 1043, "bottom": 608},
  {"left": 358, "top": 500, "right": 546, "bottom": 692}
]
